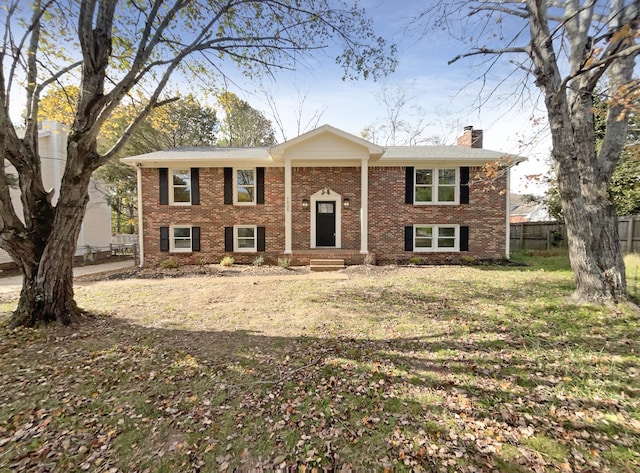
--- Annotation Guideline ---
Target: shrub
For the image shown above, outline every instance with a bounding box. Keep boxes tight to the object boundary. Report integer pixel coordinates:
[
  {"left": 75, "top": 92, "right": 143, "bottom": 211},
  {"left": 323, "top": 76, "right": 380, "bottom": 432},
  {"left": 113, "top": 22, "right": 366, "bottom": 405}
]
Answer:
[
  {"left": 363, "top": 253, "right": 376, "bottom": 265},
  {"left": 277, "top": 257, "right": 291, "bottom": 268},
  {"left": 460, "top": 255, "right": 478, "bottom": 265},
  {"left": 408, "top": 256, "right": 422, "bottom": 265},
  {"left": 253, "top": 256, "right": 265, "bottom": 266},
  {"left": 220, "top": 256, "right": 235, "bottom": 267},
  {"left": 160, "top": 257, "right": 179, "bottom": 269}
]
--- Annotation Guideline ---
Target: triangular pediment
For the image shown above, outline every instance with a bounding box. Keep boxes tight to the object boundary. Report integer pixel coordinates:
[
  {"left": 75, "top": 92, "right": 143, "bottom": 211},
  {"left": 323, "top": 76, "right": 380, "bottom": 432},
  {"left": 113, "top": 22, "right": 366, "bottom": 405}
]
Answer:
[{"left": 270, "top": 124, "right": 383, "bottom": 161}]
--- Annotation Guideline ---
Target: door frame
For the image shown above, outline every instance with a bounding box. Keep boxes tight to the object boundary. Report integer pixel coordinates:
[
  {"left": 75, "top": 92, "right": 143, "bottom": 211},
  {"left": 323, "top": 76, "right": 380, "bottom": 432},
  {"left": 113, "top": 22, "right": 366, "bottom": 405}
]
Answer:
[
  {"left": 310, "top": 188, "right": 342, "bottom": 249},
  {"left": 315, "top": 201, "right": 337, "bottom": 247}
]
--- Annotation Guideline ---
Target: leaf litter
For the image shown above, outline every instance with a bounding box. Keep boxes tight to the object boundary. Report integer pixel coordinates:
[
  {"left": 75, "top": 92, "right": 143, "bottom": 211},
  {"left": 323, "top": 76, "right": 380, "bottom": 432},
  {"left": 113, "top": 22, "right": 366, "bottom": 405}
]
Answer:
[{"left": 0, "top": 264, "right": 638, "bottom": 471}]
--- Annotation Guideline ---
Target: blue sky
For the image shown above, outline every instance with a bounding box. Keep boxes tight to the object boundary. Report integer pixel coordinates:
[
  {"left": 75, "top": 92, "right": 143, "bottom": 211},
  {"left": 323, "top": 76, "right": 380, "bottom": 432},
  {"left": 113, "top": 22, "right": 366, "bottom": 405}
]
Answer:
[
  {"left": 7, "top": 0, "right": 550, "bottom": 194},
  {"left": 232, "top": 0, "right": 552, "bottom": 194}
]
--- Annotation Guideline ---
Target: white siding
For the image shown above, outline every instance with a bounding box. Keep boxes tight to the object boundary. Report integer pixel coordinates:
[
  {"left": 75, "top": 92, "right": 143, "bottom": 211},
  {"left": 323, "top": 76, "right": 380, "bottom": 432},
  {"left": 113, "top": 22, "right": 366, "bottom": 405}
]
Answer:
[
  {"left": 0, "top": 121, "right": 111, "bottom": 265},
  {"left": 281, "top": 133, "right": 370, "bottom": 160}
]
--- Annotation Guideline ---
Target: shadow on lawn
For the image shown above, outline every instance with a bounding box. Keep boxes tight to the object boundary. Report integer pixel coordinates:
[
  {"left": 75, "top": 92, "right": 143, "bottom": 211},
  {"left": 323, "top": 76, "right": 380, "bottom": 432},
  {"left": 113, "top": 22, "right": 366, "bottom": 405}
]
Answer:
[
  {"left": 57, "top": 302, "right": 638, "bottom": 472},
  {"left": 2, "top": 265, "right": 639, "bottom": 472}
]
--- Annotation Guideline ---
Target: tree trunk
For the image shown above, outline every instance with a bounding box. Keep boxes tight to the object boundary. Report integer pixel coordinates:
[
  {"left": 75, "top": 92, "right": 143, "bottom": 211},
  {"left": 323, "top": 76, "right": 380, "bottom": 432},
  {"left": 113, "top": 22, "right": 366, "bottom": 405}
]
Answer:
[
  {"left": 550, "top": 93, "right": 627, "bottom": 304},
  {"left": 8, "top": 171, "right": 92, "bottom": 328},
  {"left": 10, "top": 258, "right": 78, "bottom": 328},
  {"left": 557, "top": 160, "right": 627, "bottom": 303}
]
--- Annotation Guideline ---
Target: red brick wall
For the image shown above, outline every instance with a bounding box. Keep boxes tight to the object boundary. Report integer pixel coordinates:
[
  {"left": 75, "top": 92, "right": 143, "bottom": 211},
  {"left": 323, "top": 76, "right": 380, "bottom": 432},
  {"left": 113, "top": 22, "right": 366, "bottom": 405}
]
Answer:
[
  {"left": 141, "top": 165, "right": 507, "bottom": 266},
  {"left": 141, "top": 167, "right": 284, "bottom": 265},
  {"left": 368, "top": 166, "right": 507, "bottom": 263},
  {"left": 290, "top": 167, "right": 361, "bottom": 250}
]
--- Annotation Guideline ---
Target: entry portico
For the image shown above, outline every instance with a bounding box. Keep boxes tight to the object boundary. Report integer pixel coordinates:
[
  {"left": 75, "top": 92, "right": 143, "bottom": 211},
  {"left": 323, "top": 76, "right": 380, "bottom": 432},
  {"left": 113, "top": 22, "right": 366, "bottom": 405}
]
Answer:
[{"left": 270, "top": 125, "right": 383, "bottom": 255}]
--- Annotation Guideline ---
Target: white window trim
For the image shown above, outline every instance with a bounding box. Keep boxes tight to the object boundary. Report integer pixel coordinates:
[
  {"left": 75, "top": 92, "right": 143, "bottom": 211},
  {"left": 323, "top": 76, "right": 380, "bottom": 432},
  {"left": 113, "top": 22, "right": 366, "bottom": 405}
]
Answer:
[
  {"left": 169, "top": 225, "right": 193, "bottom": 253},
  {"left": 413, "top": 224, "right": 460, "bottom": 252},
  {"left": 234, "top": 225, "right": 257, "bottom": 252},
  {"left": 414, "top": 168, "right": 459, "bottom": 205},
  {"left": 234, "top": 167, "right": 257, "bottom": 206},
  {"left": 170, "top": 168, "right": 192, "bottom": 206}
]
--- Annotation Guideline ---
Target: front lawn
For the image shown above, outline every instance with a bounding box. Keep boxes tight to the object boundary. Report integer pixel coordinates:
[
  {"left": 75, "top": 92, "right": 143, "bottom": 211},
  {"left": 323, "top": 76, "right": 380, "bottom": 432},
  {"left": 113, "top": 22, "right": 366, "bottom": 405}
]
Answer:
[{"left": 0, "top": 254, "right": 638, "bottom": 472}]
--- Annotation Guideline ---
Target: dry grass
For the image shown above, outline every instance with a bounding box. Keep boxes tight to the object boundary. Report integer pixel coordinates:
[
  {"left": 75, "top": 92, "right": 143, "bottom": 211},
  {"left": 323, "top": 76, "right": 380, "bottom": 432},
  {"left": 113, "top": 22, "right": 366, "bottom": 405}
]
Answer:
[{"left": 0, "top": 256, "right": 638, "bottom": 472}]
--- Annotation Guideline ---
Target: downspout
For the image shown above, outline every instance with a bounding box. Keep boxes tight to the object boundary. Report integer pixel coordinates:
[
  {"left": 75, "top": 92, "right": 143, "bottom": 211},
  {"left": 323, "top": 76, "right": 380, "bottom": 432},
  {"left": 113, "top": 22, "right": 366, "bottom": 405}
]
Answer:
[
  {"left": 506, "top": 170, "right": 511, "bottom": 259},
  {"left": 136, "top": 164, "right": 144, "bottom": 267}
]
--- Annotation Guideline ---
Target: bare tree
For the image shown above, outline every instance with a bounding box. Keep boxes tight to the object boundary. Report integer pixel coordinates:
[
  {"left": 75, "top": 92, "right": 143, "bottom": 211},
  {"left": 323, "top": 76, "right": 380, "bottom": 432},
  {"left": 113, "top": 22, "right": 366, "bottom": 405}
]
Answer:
[
  {"left": 361, "top": 84, "right": 433, "bottom": 146},
  {"left": 417, "top": 0, "right": 639, "bottom": 303},
  {"left": 0, "top": 0, "right": 396, "bottom": 327},
  {"left": 263, "top": 85, "right": 327, "bottom": 142}
]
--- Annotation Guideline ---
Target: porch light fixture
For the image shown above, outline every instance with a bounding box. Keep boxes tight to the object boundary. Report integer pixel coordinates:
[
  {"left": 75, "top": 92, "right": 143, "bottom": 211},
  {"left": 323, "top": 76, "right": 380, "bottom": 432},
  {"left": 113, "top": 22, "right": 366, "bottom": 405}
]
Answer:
[
  {"left": 343, "top": 198, "right": 350, "bottom": 209},
  {"left": 302, "top": 198, "right": 310, "bottom": 210}
]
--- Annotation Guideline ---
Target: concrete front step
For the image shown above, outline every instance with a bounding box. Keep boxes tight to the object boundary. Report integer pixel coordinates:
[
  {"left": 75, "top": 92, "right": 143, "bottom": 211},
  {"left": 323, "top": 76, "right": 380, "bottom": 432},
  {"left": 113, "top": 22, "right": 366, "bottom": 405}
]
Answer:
[{"left": 309, "top": 258, "right": 345, "bottom": 272}]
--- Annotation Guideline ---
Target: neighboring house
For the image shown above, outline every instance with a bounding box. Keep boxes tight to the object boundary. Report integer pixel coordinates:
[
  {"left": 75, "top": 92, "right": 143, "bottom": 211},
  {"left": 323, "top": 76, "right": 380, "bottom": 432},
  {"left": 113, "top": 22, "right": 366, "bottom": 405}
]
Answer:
[
  {"left": 122, "top": 125, "right": 522, "bottom": 266},
  {"left": 509, "top": 194, "right": 552, "bottom": 223},
  {"left": 0, "top": 121, "right": 112, "bottom": 268}
]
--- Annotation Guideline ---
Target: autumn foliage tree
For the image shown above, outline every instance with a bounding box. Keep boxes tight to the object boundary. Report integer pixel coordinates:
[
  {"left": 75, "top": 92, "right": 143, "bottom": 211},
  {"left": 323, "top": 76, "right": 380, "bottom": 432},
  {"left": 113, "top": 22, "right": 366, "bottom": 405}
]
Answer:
[
  {"left": 0, "top": 0, "right": 395, "bottom": 327},
  {"left": 418, "top": 0, "right": 639, "bottom": 303},
  {"left": 217, "top": 91, "right": 276, "bottom": 147},
  {"left": 545, "top": 92, "right": 640, "bottom": 220},
  {"left": 38, "top": 88, "right": 221, "bottom": 234}
]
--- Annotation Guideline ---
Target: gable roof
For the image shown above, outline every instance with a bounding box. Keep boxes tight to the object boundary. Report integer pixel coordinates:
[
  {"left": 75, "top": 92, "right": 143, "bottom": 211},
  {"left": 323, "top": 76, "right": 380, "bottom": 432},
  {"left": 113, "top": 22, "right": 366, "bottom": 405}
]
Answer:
[
  {"left": 270, "top": 124, "right": 384, "bottom": 160},
  {"left": 121, "top": 124, "right": 525, "bottom": 168}
]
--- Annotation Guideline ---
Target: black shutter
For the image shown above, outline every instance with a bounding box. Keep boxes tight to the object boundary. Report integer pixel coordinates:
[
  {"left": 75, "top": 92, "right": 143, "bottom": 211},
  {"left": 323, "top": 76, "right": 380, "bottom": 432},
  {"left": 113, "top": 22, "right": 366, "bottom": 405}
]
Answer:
[
  {"left": 256, "top": 167, "right": 265, "bottom": 204},
  {"left": 405, "top": 167, "right": 414, "bottom": 204},
  {"left": 191, "top": 226, "right": 201, "bottom": 251},
  {"left": 460, "top": 226, "right": 469, "bottom": 252},
  {"left": 257, "top": 226, "right": 266, "bottom": 252},
  {"left": 224, "top": 227, "right": 234, "bottom": 252},
  {"left": 159, "top": 168, "right": 169, "bottom": 205},
  {"left": 224, "top": 168, "right": 233, "bottom": 204},
  {"left": 404, "top": 226, "right": 413, "bottom": 251},
  {"left": 191, "top": 168, "right": 200, "bottom": 205},
  {"left": 460, "top": 167, "right": 470, "bottom": 205},
  {"left": 160, "top": 226, "right": 169, "bottom": 252}
]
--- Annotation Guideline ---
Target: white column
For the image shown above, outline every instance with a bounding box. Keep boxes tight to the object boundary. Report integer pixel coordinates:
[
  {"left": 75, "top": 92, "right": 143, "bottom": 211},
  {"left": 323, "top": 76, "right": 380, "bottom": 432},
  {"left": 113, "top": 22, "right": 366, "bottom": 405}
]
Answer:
[
  {"left": 284, "top": 159, "right": 292, "bottom": 254},
  {"left": 360, "top": 158, "right": 368, "bottom": 254}
]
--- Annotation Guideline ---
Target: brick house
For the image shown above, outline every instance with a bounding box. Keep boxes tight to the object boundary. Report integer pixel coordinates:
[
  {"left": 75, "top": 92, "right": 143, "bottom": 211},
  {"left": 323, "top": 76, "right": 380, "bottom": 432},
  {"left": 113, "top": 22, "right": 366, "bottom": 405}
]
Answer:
[{"left": 122, "top": 125, "right": 521, "bottom": 267}]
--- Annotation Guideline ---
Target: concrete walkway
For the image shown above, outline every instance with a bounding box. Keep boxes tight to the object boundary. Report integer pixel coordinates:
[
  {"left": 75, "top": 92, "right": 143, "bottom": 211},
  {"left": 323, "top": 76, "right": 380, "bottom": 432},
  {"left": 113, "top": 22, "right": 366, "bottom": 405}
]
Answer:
[{"left": 0, "top": 259, "right": 136, "bottom": 294}]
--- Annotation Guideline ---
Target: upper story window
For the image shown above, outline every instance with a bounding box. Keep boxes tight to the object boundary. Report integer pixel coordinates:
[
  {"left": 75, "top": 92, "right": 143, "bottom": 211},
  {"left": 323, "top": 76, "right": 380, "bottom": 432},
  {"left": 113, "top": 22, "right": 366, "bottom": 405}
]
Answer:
[
  {"left": 171, "top": 169, "right": 191, "bottom": 204},
  {"left": 415, "top": 168, "right": 458, "bottom": 204},
  {"left": 235, "top": 168, "right": 256, "bottom": 204},
  {"left": 159, "top": 168, "right": 199, "bottom": 206}
]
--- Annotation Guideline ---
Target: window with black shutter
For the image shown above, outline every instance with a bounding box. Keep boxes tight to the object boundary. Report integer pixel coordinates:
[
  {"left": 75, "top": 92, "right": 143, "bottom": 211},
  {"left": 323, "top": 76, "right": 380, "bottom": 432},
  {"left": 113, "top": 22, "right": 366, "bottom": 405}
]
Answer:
[
  {"left": 159, "top": 169, "right": 168, "bottom": 205},
  {"left": 224, "top": 168, "right": 233, "bottom": 204},
  {"left": 460, "top": 167, "right": 470, "bottom": 205},
  {"left": 160, "top": 227, "right": 169, "bottom": 252}
]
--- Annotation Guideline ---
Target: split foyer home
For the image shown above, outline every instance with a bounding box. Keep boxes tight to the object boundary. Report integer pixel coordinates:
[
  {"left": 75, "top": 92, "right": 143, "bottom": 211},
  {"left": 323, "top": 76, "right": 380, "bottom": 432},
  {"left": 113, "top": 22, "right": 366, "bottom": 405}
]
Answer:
[{"left": 123, "top": 125, "right": 521, "bottom": 267}]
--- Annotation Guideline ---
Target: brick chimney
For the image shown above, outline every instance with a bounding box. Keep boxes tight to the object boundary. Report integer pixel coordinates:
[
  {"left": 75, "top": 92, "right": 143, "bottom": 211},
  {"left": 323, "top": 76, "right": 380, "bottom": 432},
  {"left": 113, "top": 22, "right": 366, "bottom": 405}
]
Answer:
[{"left": 456, "top": 125, "right": 483, "bottom": 148}]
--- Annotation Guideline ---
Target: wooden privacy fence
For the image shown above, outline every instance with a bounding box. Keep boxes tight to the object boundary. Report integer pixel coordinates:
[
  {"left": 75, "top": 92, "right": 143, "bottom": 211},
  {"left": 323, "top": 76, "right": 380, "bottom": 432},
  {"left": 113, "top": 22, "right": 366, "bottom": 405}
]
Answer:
[{"left": 510, "top": 216, "right": 640, "bottom": 253}]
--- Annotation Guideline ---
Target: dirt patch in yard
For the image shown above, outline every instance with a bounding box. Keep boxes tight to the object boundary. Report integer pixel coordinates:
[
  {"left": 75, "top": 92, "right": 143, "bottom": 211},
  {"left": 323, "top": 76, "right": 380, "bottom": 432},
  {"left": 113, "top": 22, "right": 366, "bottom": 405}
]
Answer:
[{"left": 74, "top": 263, "right": 407, "bottom": 283}]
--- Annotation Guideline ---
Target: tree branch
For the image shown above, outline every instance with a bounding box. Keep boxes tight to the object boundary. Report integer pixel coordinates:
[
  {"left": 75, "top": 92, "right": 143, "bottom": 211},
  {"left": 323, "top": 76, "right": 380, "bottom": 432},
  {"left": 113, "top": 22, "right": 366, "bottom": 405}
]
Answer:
[{"left": 448, "top": 46, "right": 529, "bottom": 65}]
